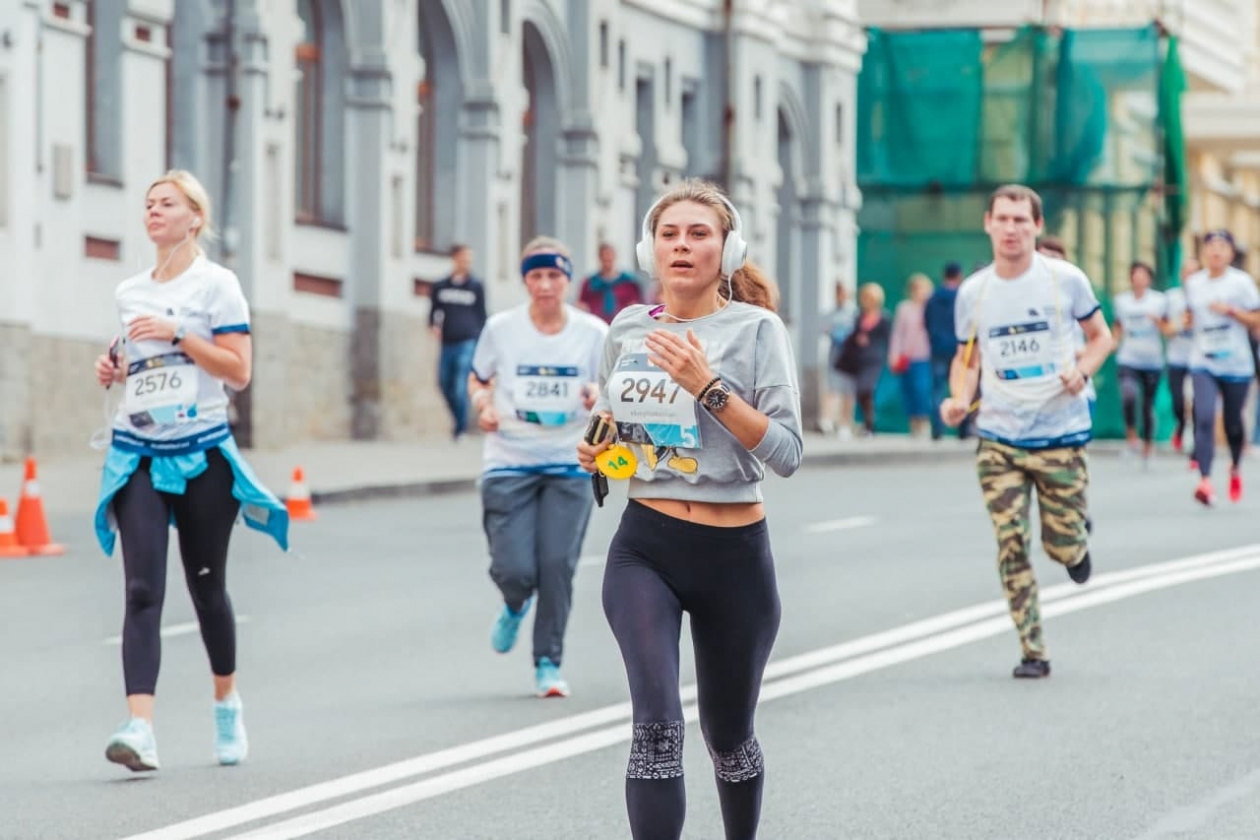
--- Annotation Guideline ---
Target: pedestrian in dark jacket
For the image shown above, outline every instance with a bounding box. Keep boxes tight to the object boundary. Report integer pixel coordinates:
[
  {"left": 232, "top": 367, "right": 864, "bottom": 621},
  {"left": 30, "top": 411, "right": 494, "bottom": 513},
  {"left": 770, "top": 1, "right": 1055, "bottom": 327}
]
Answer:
[{"left": 836, "top": 282, "right": 891, "bottom": 435}]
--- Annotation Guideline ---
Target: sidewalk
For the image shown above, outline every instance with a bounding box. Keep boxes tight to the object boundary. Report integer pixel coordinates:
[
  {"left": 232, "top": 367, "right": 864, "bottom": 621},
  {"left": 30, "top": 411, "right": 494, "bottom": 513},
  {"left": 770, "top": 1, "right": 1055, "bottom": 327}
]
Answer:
[{"left": 0, "top": 432, "right": 991, "bottom": 517}]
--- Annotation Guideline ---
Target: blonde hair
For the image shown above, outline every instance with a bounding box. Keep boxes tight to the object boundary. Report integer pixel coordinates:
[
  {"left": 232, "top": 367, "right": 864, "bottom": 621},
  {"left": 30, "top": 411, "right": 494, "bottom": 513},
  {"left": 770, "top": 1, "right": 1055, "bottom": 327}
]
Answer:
[
  {"left": 520, "top": 236, "right": 571, "bottom": 259},
  {"left": 147, "top": 169, "right": 215, "bottom": 244},
  {"left": 645, "top": 178, "right": 779, "bottom": 312},
  {"left": 906, "top": 273, "right": 934, "bottom": 298},
  {"left": 858, "top": 282, "right": 885, "bottom": 310}
]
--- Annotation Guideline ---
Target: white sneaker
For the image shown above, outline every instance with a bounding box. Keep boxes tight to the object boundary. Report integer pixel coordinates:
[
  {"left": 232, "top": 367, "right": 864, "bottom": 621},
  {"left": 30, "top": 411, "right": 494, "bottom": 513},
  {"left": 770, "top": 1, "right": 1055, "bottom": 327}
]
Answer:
[
  {"left": 837, "top": 426, "right": 853, "bottom": 441},
  {"left": 214, "top": 692, "right": 249, "bottom": 766},
  {"left": 105, "top": 717, "right": 160, "bottom": 772}
]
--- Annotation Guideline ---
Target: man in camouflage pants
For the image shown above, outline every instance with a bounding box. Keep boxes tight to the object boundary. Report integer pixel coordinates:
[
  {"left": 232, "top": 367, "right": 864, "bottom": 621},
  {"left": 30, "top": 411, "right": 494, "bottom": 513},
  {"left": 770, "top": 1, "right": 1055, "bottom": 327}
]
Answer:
[{"left": 941, "top": 184, "right": 1113, "bottom": 679}]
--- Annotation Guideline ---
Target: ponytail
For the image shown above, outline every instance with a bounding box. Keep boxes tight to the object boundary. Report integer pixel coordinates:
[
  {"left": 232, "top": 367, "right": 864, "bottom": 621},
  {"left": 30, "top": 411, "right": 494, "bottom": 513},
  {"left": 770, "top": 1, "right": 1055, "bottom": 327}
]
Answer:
[{"left": 720, "top": 260, "right": 780, "bottom": 312}]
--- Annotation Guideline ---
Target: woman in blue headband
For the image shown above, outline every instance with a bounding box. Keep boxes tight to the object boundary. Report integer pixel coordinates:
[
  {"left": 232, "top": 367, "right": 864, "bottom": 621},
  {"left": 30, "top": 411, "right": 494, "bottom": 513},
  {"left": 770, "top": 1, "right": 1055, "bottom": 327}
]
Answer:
[{"left": 467, "top": 236, "right": 609, "bottom": 697}]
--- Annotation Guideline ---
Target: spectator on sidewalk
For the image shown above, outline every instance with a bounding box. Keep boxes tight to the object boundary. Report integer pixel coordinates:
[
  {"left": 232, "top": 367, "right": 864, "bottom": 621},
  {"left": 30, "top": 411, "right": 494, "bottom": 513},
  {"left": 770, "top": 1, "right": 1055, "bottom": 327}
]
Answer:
[
  {"left": 578, "top": 243, "right": 643, "bottom": 323},
  {"left": 822, "top": 281, "right": 859, "bottom": 437},
  {"left": 925, "top": 262, "right": 970, "bottom": 440},
  {"left": 889, "top": 273, "right": 935, "bottom": 439},
  {"left": 430, "top": 244, "right": 488, "bottom": 441},
  {"left": 836, "top": 283, "right": 891, "bottom": 436}
]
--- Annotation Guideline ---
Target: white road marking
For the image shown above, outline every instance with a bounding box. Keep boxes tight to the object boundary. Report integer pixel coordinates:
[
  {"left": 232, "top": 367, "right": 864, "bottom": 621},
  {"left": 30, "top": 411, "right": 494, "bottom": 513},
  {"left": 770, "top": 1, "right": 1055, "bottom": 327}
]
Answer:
[
  {"left": 803, "top": 515, "right": 877, "bottom": 534},
  {"left": 103, "top": 615, "right": 250, "bottom": 646},
  {"left": 124, "top": 544, "right": 1260, "bottom": 840},
  {"left": 1135, "top": 767, "right": 1260, "bottom": 838}
]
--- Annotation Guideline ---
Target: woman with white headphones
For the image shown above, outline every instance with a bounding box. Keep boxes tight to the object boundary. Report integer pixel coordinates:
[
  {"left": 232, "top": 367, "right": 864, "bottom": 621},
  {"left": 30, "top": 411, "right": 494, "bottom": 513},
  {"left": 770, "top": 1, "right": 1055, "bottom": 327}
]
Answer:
[
  {"left": 577, "top": 179, "right": 802, "bottom": 839},
  {"left": 91, "top": 170, "right": 288, "bottom": 773}
]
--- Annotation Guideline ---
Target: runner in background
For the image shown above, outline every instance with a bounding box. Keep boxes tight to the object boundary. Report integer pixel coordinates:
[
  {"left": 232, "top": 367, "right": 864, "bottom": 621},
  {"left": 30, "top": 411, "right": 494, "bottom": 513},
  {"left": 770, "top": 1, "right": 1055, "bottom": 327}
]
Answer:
[{"left": 470, "top": 237, "right": 607, "bottom": 697}]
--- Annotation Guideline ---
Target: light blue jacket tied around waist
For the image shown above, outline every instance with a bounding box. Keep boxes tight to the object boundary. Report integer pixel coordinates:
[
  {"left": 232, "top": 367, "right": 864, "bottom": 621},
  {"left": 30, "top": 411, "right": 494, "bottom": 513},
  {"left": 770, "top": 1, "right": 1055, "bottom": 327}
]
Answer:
[{"left": 94, "top": 436, "right": 290, "bottom": 556}]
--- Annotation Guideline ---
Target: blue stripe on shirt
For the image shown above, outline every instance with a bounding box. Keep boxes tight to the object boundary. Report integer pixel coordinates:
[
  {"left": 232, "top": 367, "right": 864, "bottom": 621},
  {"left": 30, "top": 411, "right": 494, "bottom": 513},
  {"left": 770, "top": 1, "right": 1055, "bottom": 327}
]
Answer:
[{"left": 212, "top": 323, "right": 250, "bottom": 334}]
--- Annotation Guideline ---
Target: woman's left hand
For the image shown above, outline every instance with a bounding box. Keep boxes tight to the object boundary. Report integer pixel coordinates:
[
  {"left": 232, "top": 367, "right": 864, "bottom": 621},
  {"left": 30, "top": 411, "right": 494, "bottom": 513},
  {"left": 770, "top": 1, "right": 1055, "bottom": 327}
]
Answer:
[
  {"left": 126, "top": 315, "right": 178, "bottom": 344},
  {"left": 645, "top": 328, "right": 714, "bottom": 397}
]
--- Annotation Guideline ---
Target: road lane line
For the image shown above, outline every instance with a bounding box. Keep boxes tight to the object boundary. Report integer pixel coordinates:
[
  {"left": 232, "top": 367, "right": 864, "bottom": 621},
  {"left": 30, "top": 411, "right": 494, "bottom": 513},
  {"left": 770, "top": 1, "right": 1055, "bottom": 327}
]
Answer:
[
  {"left": 803, "top": 515, "right": 877, "bottom": 534},
  {"left": 103, "top": 615, "right": 251, "bottom": 646},
  {"left": 124, "top": 544, "right": 1260, "bottom": 840},
  {"left": 222, "top": 551, "right": 1260, "bottom": 840},
  {"left": 1135, "top": 767, "right": 1260, "bottom": 838}
]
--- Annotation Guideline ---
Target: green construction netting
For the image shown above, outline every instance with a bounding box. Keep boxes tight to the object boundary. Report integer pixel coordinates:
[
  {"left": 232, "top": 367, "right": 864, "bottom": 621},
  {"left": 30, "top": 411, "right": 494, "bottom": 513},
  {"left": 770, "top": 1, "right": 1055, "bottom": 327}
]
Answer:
[{"left": 855, "top": 24, "right": 1186, "bottom": 440}]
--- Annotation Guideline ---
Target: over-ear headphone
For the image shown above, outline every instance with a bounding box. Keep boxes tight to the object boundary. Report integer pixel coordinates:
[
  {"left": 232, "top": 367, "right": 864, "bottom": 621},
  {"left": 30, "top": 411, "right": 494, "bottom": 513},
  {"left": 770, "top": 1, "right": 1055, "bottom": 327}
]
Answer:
[{"left": 635, "top": 192, "right": 748, "bottom": 279}]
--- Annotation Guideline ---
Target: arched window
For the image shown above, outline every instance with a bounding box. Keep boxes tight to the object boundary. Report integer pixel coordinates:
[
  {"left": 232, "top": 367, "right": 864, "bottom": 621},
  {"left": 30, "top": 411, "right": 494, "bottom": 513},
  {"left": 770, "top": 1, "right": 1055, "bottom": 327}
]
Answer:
[{"left": 294, "top": 0, "right": 322, "bottom": 222}]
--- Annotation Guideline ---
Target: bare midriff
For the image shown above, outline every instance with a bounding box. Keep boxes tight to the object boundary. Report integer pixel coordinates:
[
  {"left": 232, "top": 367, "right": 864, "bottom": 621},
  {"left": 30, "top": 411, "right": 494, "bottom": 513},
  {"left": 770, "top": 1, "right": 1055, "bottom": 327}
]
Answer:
[{"left": 637, "top": 498, "right": 765, "bottom": 527}]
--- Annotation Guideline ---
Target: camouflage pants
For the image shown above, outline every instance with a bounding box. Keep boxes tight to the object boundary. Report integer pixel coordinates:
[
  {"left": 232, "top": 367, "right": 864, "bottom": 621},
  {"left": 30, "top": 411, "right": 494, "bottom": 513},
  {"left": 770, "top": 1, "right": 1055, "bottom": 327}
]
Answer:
[{"left": 976, "top": 440, "right": 1089, "bottom": 660}]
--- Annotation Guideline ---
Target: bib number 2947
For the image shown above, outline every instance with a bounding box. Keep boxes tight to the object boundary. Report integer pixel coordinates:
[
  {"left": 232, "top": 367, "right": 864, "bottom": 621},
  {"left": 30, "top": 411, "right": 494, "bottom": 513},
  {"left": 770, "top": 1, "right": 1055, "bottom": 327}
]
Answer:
[
  {"left": 608, "top": 353, "right": 701, "bottom": 448},
  {"left": 125, "top": 352, "right": 199, "bottom": 425}
]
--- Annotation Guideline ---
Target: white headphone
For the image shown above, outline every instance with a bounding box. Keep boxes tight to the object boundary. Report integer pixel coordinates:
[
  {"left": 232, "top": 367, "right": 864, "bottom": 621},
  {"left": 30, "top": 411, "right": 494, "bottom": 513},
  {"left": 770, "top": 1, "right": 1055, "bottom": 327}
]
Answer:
[{"left": 636, "top": 192, "right": 748, "bottom": 279}]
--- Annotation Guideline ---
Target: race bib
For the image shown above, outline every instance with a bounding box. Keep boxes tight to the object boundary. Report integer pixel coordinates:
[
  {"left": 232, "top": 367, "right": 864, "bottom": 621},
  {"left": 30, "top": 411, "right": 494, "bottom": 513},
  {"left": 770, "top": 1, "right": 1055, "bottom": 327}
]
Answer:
[
  {"left": 608, "top": 353, "right": 702, "bottom": 448},
  {"left": 1200, "top": 324, "right": 1233, "bottom": 358},
  {"left": 512, "top": 365, "right": 581, "bottom": 425},
  {"left": 1124, "top": 315, "right": 1159, "bottom": 339},
  {"left": 125, "top": 352, "right": 199, "bottom": 425},
  {"left": 988, "top": 321, "right": 1058, "bottom": 380}
]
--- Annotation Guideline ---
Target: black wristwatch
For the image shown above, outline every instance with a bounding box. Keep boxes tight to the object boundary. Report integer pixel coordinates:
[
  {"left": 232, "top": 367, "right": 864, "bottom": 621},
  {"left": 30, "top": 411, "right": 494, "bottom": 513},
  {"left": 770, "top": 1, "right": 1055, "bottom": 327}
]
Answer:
[{"left": 701, "top": 381, "right": 731, "bottom": 413}]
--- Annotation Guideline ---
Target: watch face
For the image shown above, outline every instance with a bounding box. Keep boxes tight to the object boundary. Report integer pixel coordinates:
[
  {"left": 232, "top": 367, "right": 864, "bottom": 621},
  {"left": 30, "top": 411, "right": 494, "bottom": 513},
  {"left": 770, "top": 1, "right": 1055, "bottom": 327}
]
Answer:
[{"left": 705, "top": 386, "right": 730, "bottom": 411}]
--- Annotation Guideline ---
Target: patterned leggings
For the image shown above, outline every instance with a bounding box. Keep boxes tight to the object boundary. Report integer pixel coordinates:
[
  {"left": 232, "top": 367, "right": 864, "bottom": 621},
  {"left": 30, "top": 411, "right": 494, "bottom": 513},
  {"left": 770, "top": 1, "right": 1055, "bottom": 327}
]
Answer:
[
  {"left": 603, "top": 501, "right": 780, "bottom": 840},
  {"left": 977, "top": 440, "right": 1089, "bottom": 661}
]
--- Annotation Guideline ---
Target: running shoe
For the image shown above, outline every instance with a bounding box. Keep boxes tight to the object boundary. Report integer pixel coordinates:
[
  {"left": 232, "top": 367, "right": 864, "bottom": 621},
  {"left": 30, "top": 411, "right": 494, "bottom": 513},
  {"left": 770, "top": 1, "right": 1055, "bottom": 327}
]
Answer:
[
  {"left": 535, "top": 657, "right": 570, "bottom": 698},
  {"left": 1012, "top": 658, "right": 1051, "bottom": 679},
  {"left": 1230, "top": 469, "right": 1243, "bottom": 503},
  {"left": 1172, "top": 431, "right": 1183, "bottom": 453},
  {"left": 491, "top": 596, "right": 532, "bottom": 654},
  {"left": 1067, "top": 552, "right": 1092, "bottom": 584},
  {"left": 214, "top": 692, "right": 249, "bottom": 766},
  {"left": 105, "top": 718, "right": 160, "bottom": 772},
  {"left": 1194, "top": 477, "right": 1215, "bottom": 507}
]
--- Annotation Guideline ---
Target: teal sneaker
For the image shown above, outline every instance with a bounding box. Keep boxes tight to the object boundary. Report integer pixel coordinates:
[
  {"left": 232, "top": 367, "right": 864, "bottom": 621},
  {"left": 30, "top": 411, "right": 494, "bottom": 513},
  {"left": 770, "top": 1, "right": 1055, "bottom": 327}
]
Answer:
[
  {"left": 105, "top": 718, "right": 160, "bottom": 772},
  {"left": 491, "top": 597, "right": 532, "bottom": 654},
  {"left": 214, "top": 692, "right": 249, "bottom": 766},
  {"left": 535, "top": 657, "right": 570, "bottom": 698}
]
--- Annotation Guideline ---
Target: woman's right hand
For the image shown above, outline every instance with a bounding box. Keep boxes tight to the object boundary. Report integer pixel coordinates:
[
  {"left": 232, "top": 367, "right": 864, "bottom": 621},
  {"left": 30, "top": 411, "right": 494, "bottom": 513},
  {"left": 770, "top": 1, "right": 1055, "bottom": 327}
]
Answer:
[
  {"left": 577, "top": 414, "right": 614, "bottom": 474},
  {"left": 95, "top": 354, "right": 123, "bottom": 388}
]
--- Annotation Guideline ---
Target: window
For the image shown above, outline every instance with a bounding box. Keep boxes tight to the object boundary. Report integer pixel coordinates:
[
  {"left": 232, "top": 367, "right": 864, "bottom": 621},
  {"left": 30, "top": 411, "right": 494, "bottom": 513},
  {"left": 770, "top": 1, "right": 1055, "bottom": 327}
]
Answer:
[
  {"left": 599, "top": 21, "right": 609, "bottom": 68},
  {"left": 84, "top": 0, "right": 122, "bottom": 180},
  {"left": 0, "top": 77, "right": 8, "bottom": 228},
  {"left": 835, "top": 103, "right": 844, "bottom": 148},
  {"left": 664, "top": 58, "right": 671, "bottom": 109},
  {"left": 294, "top": 0, "right": 322, "bottom": 222},
  {"left": 753, "top": 75, "right": 763, "bottom": 121},
  {"left": 164, "top": 24, "right": 174, "bottom": 169},
  {"left": 618, "top": 40, "right": 626, "bottom": 91},
  {"left": 500, "top": 0, "right": 511, "bottom": 35}
]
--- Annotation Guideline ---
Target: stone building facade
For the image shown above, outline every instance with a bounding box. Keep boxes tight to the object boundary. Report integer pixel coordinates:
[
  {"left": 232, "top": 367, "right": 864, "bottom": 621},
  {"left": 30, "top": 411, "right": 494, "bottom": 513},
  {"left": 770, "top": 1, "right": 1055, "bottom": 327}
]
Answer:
[{"left": 0, "top": 0, "right": 866, "bottom": 460}]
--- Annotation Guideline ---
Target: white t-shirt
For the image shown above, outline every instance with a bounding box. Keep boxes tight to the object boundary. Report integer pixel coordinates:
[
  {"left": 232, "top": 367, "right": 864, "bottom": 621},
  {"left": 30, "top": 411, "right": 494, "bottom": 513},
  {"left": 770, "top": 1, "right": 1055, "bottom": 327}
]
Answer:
[
  {"left": 112, "top": 255, "right": 250, "bottom": 447},
  {"left": 1185, "top": 267, "right": 1260, "bottom": 381},
  {"left": 1163, "top": 286, "right": 1193, "bottom": 367},
  {"left": 471, "top": 304, "right": 608, "bottom": 476},
  {"left": 954, "top": 254, "right": 1101, "bottom": 449},
  {"left": 1113, "top": 289, "right": 1167, "bottom": 371}
]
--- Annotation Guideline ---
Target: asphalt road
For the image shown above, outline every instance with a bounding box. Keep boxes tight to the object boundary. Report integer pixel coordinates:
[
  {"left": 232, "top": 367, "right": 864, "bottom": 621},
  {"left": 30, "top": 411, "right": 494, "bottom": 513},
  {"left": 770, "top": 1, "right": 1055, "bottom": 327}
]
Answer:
[{"left": 4, "top": 451, "right": 1260, "bottom": 840}]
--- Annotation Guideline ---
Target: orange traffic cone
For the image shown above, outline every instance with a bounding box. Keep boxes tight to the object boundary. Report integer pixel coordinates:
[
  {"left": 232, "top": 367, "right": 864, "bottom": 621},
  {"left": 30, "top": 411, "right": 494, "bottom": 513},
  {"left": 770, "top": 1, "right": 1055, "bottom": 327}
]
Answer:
[
  {"left": 286, "top": 466, "right": 317, "bottom": 521},
  {"left": 16, "top": 457, "right": 64, "bottom": 556},
  {"left": 0, "top": 498, "right": 26, "bottom": 558}
]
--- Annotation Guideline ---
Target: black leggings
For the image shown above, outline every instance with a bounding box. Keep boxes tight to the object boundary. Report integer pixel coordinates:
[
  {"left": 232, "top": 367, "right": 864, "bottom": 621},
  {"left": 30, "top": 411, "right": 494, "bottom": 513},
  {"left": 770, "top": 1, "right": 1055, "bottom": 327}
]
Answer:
[
  {"left": 1167, "top": 365, "right": 1189, "bottom": 441},
  {"left": 603, "top": 501, "right": 780, "bottom": 840},
  {"left": 114, "top": 448, "right": 241, "bottom": 695},
  {"left": 1119, "top": 366, "right": 1161, "bottom": 444},
  {"left": 1192, "top": 372, "right": 1249, "bottom": 478}
]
